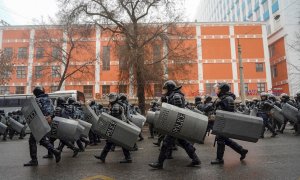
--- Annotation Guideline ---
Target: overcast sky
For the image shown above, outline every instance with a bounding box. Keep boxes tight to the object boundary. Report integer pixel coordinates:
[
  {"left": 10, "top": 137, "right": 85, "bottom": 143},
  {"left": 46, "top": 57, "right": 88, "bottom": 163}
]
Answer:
[{"left": 0, "top": 0, "right": 200, "bottom": 25}]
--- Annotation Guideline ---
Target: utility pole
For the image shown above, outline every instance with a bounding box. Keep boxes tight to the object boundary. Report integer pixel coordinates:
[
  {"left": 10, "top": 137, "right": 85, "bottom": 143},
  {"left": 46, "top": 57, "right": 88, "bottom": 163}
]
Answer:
[{"left": 238, "top": 39, "right": 246, "bottom": 104}]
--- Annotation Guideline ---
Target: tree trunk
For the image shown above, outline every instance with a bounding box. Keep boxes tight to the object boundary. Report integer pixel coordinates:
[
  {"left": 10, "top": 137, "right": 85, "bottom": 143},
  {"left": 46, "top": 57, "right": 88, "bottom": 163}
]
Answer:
[{"left": 136, "top": 65, "right": 146, "bottom": 115}]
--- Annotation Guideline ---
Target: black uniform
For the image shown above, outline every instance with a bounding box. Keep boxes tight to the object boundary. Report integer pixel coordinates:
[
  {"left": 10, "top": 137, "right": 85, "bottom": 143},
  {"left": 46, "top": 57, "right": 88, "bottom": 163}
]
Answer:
[
  {"left": 211, "top": 84, "right": 248, "bottom": 165},
  {"left": 24, "top": 93, "right": 61, "bottom": 166},
  {"left": 294, "top": 94, "right": 300, "bottom": 135},
  {"left": 148, "top": 102, "right": 159, "bottom": 138},
  {"left": 257, "top": 97, "right": 277, "bottom": 138},
  {"left": 94, "top": 99, "right": 132, "bottom": 163},
  {"left": 149, "top": 81, "right": 200, "bottom": 169}
]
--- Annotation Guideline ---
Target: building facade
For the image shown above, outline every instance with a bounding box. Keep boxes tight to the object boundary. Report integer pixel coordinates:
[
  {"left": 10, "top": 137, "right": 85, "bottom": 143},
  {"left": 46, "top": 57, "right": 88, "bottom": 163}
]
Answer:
[
  {"left": 0, "top": 22, "right": 271, "bottom": 100},
  {"left": 196, "top": 0, "right": 300, "bottom": 96}
]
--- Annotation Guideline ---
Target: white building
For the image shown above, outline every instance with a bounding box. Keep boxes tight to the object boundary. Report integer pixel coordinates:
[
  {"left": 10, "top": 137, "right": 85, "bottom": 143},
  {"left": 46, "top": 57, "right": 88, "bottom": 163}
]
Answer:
[{"left": 196, "top": 0, "right": 300, "bottom": 96}]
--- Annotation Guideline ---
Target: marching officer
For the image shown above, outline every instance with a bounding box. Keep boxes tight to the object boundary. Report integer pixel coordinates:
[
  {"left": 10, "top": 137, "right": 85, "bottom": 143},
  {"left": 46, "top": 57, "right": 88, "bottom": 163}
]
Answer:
[
  {"left": 94, "top": 93, "right": 132, "bottom": 163},
  {"left": 24, "top": 86, "right": 61, "bottom": 166},
  {"left": 149, "top": 80, "right": 201, "bottom": 169},
  {"left": 211, "top": 83, "right": 248, "bottom": 165}
]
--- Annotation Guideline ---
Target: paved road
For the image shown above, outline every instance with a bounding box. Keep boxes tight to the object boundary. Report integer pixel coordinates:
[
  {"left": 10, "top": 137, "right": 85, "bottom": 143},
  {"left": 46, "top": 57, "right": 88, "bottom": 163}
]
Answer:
[{"left": 0, "top": 126, "right": 300, "bottom": 180}]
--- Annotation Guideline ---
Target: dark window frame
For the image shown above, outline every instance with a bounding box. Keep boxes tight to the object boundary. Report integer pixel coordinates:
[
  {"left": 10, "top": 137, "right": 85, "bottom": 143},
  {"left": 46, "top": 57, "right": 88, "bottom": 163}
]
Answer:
[
  {"left": 83, "top": 85, "right": 93, "bottom": 98},
  {"left": 18, "top": 47, "right": 28, "bottom": 59}
]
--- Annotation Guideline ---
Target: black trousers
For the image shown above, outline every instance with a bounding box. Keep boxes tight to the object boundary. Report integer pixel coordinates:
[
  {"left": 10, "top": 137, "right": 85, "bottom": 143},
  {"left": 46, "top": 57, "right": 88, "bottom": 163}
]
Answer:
[
  {"left": 158, "top": 135, "right": 199, "bottom": 164},
  {"left": 215, "top": 135, "right": 244, "bottom": 160},
  {"left": 100, "top": 141, "right": 131, "bottom": 160},
  {"left": 29, "top": 133, "right": 56, "bottom": 161}
]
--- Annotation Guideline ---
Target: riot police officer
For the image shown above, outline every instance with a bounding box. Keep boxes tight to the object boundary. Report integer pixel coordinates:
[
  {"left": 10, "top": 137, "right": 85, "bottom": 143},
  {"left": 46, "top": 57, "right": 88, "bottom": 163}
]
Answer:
[
  {"left": 53, "top": 97, "right": 80, "bottom": 158},
  {"left": 148, "top": 100, "right": 159, "bottom": 139},
  {"left": 268, "top": 94, "right": 282, "bottom": 131},
  {"left": 211, "top": 83, "right": 248, "bottom": 165},
  {"left": 149, "top": 80, "right": 201, "bottom": 169},
  {"left": 202, "top": 95, "right": 214, "bottom": 134},
  {"left": 195, "top": 96, "right": 203, "bottom": 111},
  {"left": 279, "top": 93, "right": 294, "bottom": 133},
  {"left": 257, "top": 92, "right": 278, "bottom": 138},
  {"left": 24, "top": 86, "right": 61, "bottom": 166},
  {"left": 294, "top": 92, "right": 300, "bottom": 136},
  {"left": 94, "top": 93, "right": 132, "bottom": 163}
]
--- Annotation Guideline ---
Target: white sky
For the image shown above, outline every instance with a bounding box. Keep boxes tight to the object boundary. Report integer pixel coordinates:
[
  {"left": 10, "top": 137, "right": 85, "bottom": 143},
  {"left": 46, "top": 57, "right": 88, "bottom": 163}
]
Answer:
[{"left": 0, "top": 0, "right": 200, "bottom": 25}]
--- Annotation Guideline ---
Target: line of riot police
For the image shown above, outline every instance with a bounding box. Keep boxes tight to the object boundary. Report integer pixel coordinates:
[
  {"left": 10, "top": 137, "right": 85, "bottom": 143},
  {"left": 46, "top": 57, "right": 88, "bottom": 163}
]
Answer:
[{"left": 0, "top": 109, "right": 27, "bottom": 141}]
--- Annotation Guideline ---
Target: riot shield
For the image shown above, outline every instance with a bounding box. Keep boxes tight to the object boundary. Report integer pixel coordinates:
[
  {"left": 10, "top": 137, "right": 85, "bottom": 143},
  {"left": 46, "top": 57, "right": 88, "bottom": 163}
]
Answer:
[
  {"left": 21, "top": 97, "right": 51, "bottom": 142},
  {"left": 212, "top": 110, "right": 264, "bottom": 143}
]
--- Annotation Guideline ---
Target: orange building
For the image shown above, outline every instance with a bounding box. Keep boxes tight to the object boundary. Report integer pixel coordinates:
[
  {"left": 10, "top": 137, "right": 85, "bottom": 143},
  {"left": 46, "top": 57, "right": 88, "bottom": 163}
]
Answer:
[{"left": 0, "top": 22, "right": 272, "bottom": 100}]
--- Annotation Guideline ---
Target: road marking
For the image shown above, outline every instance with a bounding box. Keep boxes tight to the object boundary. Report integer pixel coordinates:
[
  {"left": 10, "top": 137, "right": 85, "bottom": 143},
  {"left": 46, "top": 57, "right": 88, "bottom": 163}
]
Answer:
[{"left": 81, "top": 175, "right": 114, "bottom": 180}]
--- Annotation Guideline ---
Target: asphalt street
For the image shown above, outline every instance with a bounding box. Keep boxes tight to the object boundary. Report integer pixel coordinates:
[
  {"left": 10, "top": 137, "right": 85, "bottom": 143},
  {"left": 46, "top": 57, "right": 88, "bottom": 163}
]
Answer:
[{"left": 0, "top": 126, "right": 300, "bottom": 180}]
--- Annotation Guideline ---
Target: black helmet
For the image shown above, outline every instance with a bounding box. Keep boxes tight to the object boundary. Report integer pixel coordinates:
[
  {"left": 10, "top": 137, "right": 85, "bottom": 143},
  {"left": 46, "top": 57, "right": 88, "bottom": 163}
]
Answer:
[
  {"left": 204, "top": 95, "right": 212, "bottom": 102},
  {"left": 90, "top": 100, "right": 96, "bottom": 106},
  {"left": 67, "top": 97, "right": 76, "bottom": 104},
  {"left": 108, "top": 93, "right": 118, "bottom": 103},
  {"left": 163, "top": 80, "right": 181, "bottom": 92},
  {"left": 119, "top": 93, "right": 127, "bottom": 101},
  {"left": 56, "top": 97, "right": 65, "bottom": 106},
  {"left": 217, "top": 83, "right": 230, "bottom": 93},
  {"left": 195, "top": 96, "right": 202, "bottom": 104},
  {"left": 268, "top": 94, "right": 276, "bottom": 102},
  {"left": 260, "top": 92, "right": 268, "bottom": 98},
  {"left": 280, "top": 93, "right": 290, "bottom": 101},
  {"left": 33, "top": 86, "right": 45, "bottom": 96},
  {"left": 296, "top": 92, "right": 300, "bottom": 98}
]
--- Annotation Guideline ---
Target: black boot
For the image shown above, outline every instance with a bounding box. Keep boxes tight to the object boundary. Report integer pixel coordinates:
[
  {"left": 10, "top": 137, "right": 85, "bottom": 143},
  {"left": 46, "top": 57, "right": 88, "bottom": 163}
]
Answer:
[
  {"left": 53, "top": 149, "right": 61, "bottom": 163},
  {"left": 24, "top": 160, "right": 38, "bottom": 167},
  {"left": 95, "top": 143, "right": 111, "bottom": 163},
  {"left": 76, "top": 140, "right": 85, "bottom": 152},
  {"left": 228, "top": 140, "right": 248, "bottom": 161},
  {"left": 211, "top": 143, "right": 225, "bottom": 165},
  {"left": 153, "top": 142, "right": 160, "bottom": 146},
  {"left": 43, "top": 154, "right": 54, "bottom": 159},
  {"left": 266, "top": 123, "right": 278, "bottom": 137},
  {"left": 120, "top": 148, "right": 132, "bottom": 163},
  {"left": 149, "top": 162, "right": 163, "bottom": 169}
]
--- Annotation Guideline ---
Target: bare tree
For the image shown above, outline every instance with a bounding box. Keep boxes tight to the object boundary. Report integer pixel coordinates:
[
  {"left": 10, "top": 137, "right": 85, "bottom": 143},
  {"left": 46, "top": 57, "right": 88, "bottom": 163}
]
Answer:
[
  {"left": 0, "top": 49, "right": 14, "bottom": 85},
  {"left": 58, "top": 0, "right": 194, "bottom": 113},
  {"left": 34, "top": 21, "right": 96, "bottom": 91}
]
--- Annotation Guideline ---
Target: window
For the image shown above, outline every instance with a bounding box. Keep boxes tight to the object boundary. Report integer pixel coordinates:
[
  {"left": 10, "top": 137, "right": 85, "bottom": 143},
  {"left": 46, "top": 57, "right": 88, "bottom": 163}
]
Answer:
[
  {"left": 255, "top": 9, "right": 261, "bottom": 20},
  {"left": 153, "top": 45, "right": 162, "bottom": 70},
  {"left": 205, "top": 83, "right": 216, "bottom": 96},
  {"left": 18, "top": 47, "right": 28, "bottom": 59},
  {"left": 36, "top": 47, "right": 44, "bottom": 59},
  {"left": 16, "top": 66, "right": 26, "bottom": 78},
  {"left": 272, "top": 65, "right": 278, "bottom": 78},
  {"left": 83, "top": 85, "right": 93, "bottom": 98},
  {"left": 257, "top": 83, "right": 266, "bottom": 94},
  {"left": 0, "top": 86, "right": 9, "bottom": 95},
  {"left": 102, "top": 46, "right": 110, "bottom": 71},
  {"left": 263, "top": 0, "right": 269, "bottom": 12},
  {"left": 4, "top": 48, "right": 13, "bottom": 59},
  {"left": 119, "top": 85, "right": 127, "bottom": 94},
  {"left": 52, "top": 47, "right": 61, "bottom": 59},
  {"left": 256, "top": 63, "right": 264, "bottom": 72},
  {"left": 118, "top": 46, "right": 127, "bottom": 70},
  {"left": 50, "top": 86, "right": 58, "bottom": 93},
  {"left": 52, "top": 66, "right": 60, "bottom": 78},
  {"left": 269, "top": 45, "right": 275, "bottom": 58},
  {"left": 15, "top": 86, "right": 25, "bottom": 94},
  {"left": 102, "top": 85, "right": 110, "bottom": 95},
  {"left": 154, "top": 84, "right": 162, "bottom": 97},
  {"left": 35, "top": 66, "right": 43, "bottom": 79},
  {"left": 248, "top": 0, "right": 252, "bottom": 12}
]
